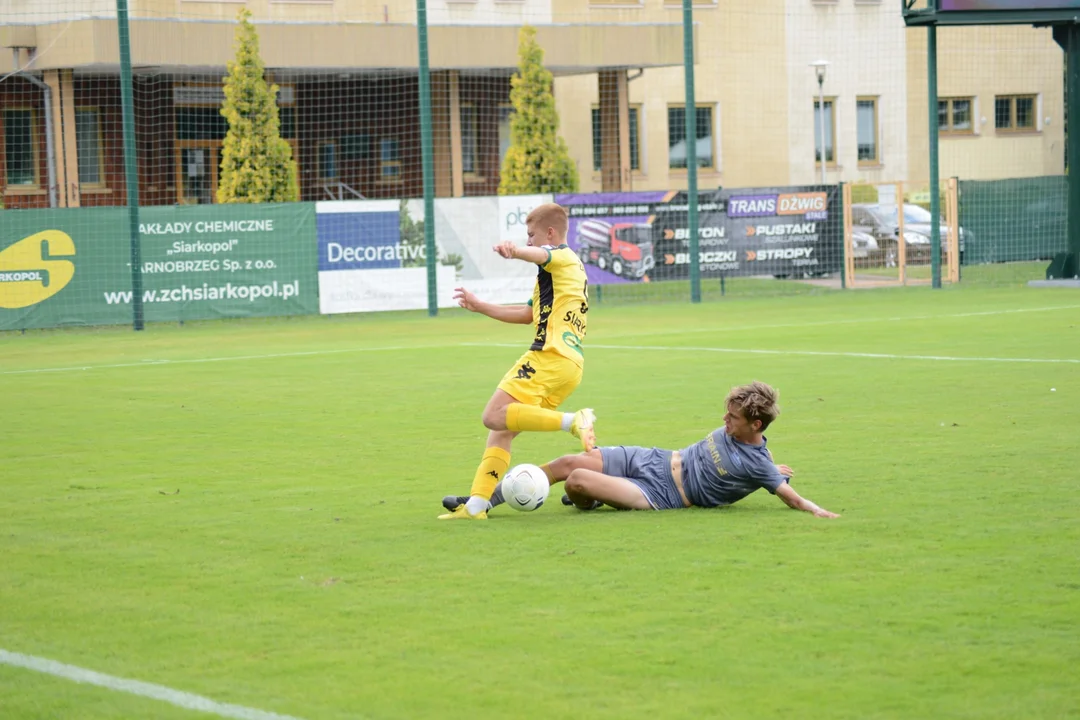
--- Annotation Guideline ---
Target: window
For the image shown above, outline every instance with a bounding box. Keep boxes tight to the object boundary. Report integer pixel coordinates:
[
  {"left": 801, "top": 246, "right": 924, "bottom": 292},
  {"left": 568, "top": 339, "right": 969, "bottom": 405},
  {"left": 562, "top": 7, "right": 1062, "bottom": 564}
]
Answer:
[
  {"left": 590, "top": 0, "right": 643, "bottom": 5},
  {"left": 460, "top": 104, "right": 478, "bottom": 175},
  {"left": 319, "top": 142, "right": 337, "bottom": 180},
  {"left": 175, "top": 107, "right": 229, "bottom": 141},
  {"left": 380, "top": 138, "right": 400, "bottom": 180},
  {"left": 938, "top": 97, "right": 974, "bottom": 135},
  {"left": 75, "top": 108, "right": 105, "bottom": 186},
  {"left": 340, "top": 134, "right": 370, "bottom": 161},
  {"left": 995, "top": 94, "right": 1037, "bottom": 132},
  {"left": 3, "top": 108, "right": 38, "bottom": 187},
  {"left": 668, "top": 105, "right": 714, "bottom": 170},
  {"left": 856, "top": 97, "right": 879, "bottom": 166},
  {"left": 813, "top": 98, "right": 836, "bottom": 165},
  {"left": 497, "top": 105, "right": 514, "bottom": 169},
  {"left": 591, "top": 105, "right": 641, "bottom": 172}
]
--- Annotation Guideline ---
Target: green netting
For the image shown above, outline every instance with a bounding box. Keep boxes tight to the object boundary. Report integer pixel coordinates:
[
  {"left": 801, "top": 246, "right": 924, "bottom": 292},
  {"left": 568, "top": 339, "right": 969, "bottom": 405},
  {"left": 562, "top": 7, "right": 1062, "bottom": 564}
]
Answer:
[{"left": 958, "top": 176, "right": 1068, "bottom": 265}]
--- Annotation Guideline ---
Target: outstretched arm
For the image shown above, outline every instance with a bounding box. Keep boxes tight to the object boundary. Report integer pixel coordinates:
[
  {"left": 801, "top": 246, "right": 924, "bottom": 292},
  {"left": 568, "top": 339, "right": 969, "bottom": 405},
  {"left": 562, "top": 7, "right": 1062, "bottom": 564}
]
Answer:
[
  {"left": 453, "top": 287, "right": 533, "bottom": 324},
  {"left": 494, "top": 241, "right": 551, "bottom": 265},
  {"left": 775, "top": 483, "right": 839, "bottom": 519}
]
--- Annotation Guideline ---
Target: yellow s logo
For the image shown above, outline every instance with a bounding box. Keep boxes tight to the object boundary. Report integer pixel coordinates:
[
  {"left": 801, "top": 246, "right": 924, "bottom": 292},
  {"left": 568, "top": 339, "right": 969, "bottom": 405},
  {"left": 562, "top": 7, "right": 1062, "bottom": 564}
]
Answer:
[{"left": 0, "top": 230, "right": 76, "bottom": 309}]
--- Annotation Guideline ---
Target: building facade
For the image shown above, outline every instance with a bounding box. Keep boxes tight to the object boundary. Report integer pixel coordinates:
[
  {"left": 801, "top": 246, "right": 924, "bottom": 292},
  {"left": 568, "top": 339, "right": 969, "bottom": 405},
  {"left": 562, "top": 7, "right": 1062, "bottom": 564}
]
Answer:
[{"left": 0, "top": 0, "right": 1065, "bottom": 210}]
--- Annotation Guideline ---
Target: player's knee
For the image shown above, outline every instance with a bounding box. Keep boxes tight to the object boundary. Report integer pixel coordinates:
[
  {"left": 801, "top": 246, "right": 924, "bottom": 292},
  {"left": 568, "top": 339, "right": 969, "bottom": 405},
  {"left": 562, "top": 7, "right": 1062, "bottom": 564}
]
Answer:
[
  {"left": 481, "top": 406, "right": 506, "bottom": 430},
  {"left": 565, "top": 469, "right": 589, "bottom": 495},
  {"left": 547, "top": 454, "right": 573, "bottom": 479},
  {"left": 557, "top": 449, "right": 601, "bottom": 477}
]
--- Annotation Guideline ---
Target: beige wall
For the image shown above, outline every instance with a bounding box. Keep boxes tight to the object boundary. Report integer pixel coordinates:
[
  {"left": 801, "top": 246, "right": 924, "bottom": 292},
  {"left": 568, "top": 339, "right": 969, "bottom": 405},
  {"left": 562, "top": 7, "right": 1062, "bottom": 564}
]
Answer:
[
  {"left": 552, "top": 0, "right": 789, "bottom": 193},
  {"left": 3, "top": 0, "right": 1066, "bottom": 192},
  {"left": 907, "top": 24, "right": 1064, "bottom": 186},
  {"left": 786, "top": 0, "right": 910, "bottom": 187},
  {"left": 554, "top": 2, "right": 1063, "bottom": 193}
]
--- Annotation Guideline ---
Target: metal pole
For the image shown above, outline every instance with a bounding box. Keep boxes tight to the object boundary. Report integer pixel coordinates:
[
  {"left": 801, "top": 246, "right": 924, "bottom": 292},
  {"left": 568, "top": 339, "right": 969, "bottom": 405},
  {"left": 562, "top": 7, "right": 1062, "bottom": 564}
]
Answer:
[
  {"left": 117, "top": 0, "right": 144, "bottom": 329},
  {"left": 1051, "top": 25, "right": 1080, "bottom": 278},
  {"left": 682, "top": 0, "right": 700, "bottom": 303},
  {"left": 1066, "top": 26, "right": 1080, "bottom": 277},
  {"left": 818, "top": 77, "right": 827, "bottom": 186},
  {"left": 417, "top": 0, "right": 438, "bottom": 316},
  {"left": 928, "top": 24, "right": 941, "bottom": 289}
]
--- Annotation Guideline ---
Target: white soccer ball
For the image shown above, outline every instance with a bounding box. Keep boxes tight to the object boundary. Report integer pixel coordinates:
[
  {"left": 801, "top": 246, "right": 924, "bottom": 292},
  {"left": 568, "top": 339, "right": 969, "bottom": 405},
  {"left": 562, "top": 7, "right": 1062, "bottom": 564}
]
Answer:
[{"left": 502, "top": 464, "right": 550, "bottom": 512}]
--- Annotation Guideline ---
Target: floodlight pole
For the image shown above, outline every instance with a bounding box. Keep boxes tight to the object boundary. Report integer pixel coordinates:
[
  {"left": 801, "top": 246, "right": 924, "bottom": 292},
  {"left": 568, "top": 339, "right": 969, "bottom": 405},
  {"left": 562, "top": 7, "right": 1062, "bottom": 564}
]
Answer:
[
  {"left": 416, "top": 0, "right": 438, "bottom": 316},
  {"left": 1053, "top": 24, "right": 1080, "bottom": 279},
  {"left": 682, "top": 0, "right": 700, "bottom": 303},
  {"left": 811, "top": 61, "right": 829, "bottom": 187},
  {"left": 928, "top": 25, "right": 942, "bottom": 289},
  {"left": 117, "top": 0, "right": 144, "bottom": 329}
]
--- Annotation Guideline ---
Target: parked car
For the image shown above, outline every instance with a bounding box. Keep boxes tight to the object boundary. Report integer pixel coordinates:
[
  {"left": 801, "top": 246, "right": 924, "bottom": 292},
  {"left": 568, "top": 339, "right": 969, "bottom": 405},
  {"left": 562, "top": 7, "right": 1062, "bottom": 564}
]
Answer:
[
  {"left": 851, "top": 229, "right": 878, "bottom": 260},
  {"left": 851, "top": 203, "right": 967, "bottom": 264}
]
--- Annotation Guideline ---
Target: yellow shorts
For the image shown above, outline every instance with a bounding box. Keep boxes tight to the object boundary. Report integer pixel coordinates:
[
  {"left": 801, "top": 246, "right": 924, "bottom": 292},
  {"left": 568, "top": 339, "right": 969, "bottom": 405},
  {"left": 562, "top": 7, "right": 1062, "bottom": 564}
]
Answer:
[{"left": 497, "top": 350, "right": 582, "bottom": 410}]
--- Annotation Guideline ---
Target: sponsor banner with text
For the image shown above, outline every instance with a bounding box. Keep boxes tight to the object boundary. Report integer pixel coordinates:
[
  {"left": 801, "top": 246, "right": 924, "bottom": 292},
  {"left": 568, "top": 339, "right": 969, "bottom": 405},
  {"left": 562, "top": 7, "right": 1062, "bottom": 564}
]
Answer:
[
  {"left": 317, "top": 199, "right": 455, "bottom": 314},
  {"left": 719, "top": 185, "right": 842, "bottom": 277},
  {"left": 556, "top": 186, "right": 842, "bottom": 283},
  {"left": 0, "top": 204, "right": 318, "bottom": 330}
]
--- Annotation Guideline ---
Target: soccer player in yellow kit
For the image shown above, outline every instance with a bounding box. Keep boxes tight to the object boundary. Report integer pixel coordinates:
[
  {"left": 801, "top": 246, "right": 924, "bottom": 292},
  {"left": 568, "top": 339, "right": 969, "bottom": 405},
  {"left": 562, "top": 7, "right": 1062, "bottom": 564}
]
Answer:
[{"left": 439, "top": 203, "right": 595, "bottom": 521}]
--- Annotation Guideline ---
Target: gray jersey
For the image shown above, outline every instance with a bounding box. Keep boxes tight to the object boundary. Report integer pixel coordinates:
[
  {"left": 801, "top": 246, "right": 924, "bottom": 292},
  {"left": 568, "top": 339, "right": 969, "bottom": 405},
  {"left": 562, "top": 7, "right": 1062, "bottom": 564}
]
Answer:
[{"left": 680, "top": 429, "right": 787, "bottom": 508}]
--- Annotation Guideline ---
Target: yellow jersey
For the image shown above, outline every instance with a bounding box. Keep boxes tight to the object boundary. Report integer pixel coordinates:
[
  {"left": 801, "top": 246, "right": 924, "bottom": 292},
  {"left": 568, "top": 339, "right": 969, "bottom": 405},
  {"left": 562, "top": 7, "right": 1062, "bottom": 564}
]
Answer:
[{"left": 528, "top": 244, "right": 588, "bottom": 367}]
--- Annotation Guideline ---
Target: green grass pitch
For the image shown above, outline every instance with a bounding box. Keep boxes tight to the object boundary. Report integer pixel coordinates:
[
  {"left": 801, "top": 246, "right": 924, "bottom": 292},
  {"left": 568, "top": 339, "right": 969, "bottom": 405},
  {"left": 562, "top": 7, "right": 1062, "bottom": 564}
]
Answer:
[{"left": 1, "top": 283, "right": 1078, "bottom": 720}]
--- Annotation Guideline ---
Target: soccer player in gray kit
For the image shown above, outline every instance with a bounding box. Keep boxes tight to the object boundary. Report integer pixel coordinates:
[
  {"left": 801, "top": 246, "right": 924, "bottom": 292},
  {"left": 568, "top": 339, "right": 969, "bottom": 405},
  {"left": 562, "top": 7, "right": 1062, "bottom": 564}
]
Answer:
[{"left": 443, "top": 380, "right": 839, "bottom": 518}]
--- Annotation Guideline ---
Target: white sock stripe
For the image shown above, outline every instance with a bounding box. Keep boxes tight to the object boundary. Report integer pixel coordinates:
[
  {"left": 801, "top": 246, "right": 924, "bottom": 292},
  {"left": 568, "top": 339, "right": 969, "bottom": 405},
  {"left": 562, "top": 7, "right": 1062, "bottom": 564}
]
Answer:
[{"left": 0, "top": 649, "right": 305, "bottom": 720}]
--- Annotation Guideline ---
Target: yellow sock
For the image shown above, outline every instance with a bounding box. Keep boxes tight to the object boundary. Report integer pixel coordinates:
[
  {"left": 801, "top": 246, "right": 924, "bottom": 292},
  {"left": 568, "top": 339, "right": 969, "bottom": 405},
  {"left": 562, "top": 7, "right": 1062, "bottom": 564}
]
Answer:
[
  {"left": 538, "top": 463, "right": 557, "bottom": 485},
  {"left": 505, "top": 404, "right": 563, "bottom": 433},
  {"left": 469, "top": 446, "right": 511, "bottom": 500}
]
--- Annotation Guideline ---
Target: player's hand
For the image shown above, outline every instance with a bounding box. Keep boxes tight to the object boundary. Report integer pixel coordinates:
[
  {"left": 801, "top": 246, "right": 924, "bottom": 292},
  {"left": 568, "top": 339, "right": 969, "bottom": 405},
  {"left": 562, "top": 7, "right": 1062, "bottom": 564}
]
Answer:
[
  {"left": 776, "top": 464, "right": 794, "bottom": 478},
  {"left": 812, "top": 507, "right": 840, "bottom": 519},
  {"left": 493, "top": 241, "right": 518, "bottom": 259},
  {"left": 453, "top": 287, "right": 481, "bottom": 312}
]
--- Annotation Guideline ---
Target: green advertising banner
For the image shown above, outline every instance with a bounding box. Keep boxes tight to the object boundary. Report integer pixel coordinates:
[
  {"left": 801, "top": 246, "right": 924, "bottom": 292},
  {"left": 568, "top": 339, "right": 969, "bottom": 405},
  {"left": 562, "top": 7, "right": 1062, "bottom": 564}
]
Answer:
[
  {"left": 0, "top": 208, "right": 131, "bottom": 330},
  {"left": 0, "top": 203, "right": 318, "bottom": 331}
]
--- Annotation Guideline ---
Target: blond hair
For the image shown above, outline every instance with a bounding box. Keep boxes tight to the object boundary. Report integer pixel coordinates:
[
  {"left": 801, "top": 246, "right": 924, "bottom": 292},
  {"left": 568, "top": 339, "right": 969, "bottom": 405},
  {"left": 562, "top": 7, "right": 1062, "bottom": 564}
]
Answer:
[
  {"left": 725, "top": 381, "right": 780, "bottom": 431},
  {"left": 526, "top": 203, "right": 569, "bottom": 241}
]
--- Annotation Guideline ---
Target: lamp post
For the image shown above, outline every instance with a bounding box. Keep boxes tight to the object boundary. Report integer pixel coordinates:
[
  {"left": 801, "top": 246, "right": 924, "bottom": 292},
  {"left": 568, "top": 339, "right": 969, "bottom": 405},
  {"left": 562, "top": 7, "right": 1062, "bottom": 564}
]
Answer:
[{"left": 811, "top": 60, "right": 830, "bottom": 187}]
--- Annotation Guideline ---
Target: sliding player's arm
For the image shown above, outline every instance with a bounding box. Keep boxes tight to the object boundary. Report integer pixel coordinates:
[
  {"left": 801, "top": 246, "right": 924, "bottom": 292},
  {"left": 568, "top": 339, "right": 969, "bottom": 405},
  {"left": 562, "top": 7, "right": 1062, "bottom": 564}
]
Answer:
[
  {"left": 453, "top": 287, "right": 533, "bottom": 324},
  {"left": 775, "top": 483, "right": 839, "bottom": 518}
]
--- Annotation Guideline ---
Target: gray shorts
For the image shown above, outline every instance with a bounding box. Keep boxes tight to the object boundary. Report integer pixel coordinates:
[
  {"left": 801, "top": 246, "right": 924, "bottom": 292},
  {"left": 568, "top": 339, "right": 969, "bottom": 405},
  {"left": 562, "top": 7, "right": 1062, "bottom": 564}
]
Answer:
[{"left": 600, "top": 446, "right": 684, "bottom": 511}]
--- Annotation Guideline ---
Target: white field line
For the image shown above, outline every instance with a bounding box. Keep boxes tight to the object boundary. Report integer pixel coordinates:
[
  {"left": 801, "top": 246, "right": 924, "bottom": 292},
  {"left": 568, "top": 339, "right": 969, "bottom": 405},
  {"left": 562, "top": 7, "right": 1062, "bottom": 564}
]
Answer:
[
  {"left": 598, "top": 303, "right": 1080, "bottom": 340},
  {"left": 3, "top": 304, "right": 1077, "bottom": 376},
  {"left": 0, "top": 344, "right": 447, "bottom": 376},
  {"left": 0, "top": 649, "right": 305, "bottom": 720},
  {"left": 465, "top": 343, "right": 1080, "bottom": 365}
]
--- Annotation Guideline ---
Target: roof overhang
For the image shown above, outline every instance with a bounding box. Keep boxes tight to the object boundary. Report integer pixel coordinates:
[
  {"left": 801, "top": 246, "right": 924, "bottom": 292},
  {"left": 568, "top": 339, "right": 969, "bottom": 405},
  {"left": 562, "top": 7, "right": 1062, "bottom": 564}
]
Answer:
[{"left": 6, "top": 19, "right": 691, "bottom": 75}]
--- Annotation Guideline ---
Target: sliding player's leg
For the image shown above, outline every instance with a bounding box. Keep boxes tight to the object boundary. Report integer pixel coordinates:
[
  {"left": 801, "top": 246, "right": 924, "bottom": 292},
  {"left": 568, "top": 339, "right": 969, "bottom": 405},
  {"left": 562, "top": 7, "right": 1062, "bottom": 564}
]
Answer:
[
  {"left": 564, "top": 468, "right": 652, "bottom": 511},
  {"left": 442, "top": 450, "right": 603, "bottom": 512}
]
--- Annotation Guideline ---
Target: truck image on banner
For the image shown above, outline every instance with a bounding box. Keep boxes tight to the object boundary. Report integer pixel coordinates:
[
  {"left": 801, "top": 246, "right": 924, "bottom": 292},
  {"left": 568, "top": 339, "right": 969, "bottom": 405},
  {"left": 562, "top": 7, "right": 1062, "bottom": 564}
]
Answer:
[
  {"left": 555, "top": 191, "right": 670, "bottom": 285},
  {"left": 574, "top": 219, "right": 655, "bottom": 279}
]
